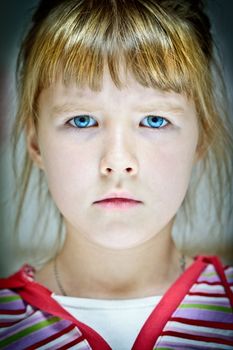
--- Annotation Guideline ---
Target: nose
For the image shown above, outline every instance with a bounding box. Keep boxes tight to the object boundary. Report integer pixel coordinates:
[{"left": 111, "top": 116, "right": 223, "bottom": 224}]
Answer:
[{"left": 100, "top": 130, "right": 138, "bottom": 177}]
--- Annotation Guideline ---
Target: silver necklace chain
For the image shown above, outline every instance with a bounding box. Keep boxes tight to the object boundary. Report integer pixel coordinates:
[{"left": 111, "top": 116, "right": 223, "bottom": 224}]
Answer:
[
  {"left": 53, "top": 254, "right": 186, "bottom": 297},
  {"left": 54, "top": 256, "right": 67, "bottom": 296}
]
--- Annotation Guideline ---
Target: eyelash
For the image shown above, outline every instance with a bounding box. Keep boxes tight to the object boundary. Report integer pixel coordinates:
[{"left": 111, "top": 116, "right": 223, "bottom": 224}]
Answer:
[{"left": 66, "top": 115, "right": 170, "bottom": 130}]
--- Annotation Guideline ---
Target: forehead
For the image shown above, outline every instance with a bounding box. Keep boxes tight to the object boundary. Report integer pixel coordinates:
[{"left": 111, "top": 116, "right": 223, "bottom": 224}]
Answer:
[{"left": 38, "top": 70, "right": 195, "bottom": 115}]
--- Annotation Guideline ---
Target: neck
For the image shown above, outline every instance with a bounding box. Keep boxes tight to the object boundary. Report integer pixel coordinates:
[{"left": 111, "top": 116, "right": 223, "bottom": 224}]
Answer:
[{"left": 55, "top": 225, "right": 188, "bottom": 299}]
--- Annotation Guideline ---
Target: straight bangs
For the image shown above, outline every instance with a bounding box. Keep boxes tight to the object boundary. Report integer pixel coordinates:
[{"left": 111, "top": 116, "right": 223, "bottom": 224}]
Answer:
[{"left": 21, "top": 0, "right": 209, "bottom": 110}]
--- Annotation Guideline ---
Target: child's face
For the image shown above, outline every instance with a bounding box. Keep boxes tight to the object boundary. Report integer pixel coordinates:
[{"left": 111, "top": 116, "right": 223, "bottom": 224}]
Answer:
[{"left": 29, "top": 68, "right": 199, "bottom": 249}]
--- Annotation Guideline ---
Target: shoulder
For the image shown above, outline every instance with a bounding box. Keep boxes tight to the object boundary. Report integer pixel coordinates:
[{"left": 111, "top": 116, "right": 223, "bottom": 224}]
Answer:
[
  {"left": 0, "top": 287, "right": 35, "bottom": 327},
  {"left": 195, "top": 255, "right": 233, "bottom": 288},
  {"left": 0, "top": 267, "right": 69, "bottom": 349},
  {"left": 0, "top": 265, "right": 38, "bottom": 329},
  {"left": 0, "top": 267, "right": 106, "bottom": 350},
  {"left": 179, "top": 255, "right": 233, "bottom": 321},
  {"left": 154, "top": 256, "right": 233, "bottom": 349},
  {"left": 0, "top": 286, "right": 76, "bottom": 349}
]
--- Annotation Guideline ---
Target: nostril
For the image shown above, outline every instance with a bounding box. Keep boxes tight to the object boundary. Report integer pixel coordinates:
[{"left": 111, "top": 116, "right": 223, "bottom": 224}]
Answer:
[{"left": 103, "top": 167, "right": 134, "bottom": 174}]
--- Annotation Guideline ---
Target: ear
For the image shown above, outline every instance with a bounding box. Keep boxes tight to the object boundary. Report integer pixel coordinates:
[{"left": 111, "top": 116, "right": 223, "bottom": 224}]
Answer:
[{"left": 26, "top": 118, "right": 44, "bottom": 170}]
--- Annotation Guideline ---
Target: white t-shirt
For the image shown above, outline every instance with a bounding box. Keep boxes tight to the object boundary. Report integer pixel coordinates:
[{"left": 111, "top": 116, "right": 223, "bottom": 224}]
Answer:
[{"left": 52, "top": 293, "right": 162, "bottom": 350}]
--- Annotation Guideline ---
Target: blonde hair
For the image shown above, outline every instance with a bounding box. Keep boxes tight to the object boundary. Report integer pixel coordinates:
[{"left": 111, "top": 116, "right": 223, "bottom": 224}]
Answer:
[{"left": 12, "top": 0, "right": 233, "bottom": 264}]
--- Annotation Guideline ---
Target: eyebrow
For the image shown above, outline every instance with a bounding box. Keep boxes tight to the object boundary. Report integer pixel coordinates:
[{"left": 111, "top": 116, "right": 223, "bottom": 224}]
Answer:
[
  {"left": 138, "top": 105, "right": 185, "bottom": 114},
  {"left": 51, "top": 101, "right": 186, "bottom": 117},
  {"left": 51, "top": 103, "right": 93, "bottom": 116},
  {"left": 136, "top": 100, "right": 186, "bottom": 113}
]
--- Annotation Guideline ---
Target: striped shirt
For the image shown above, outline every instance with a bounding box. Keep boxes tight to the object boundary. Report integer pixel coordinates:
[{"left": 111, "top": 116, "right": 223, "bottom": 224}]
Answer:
[{"left": 0, "top": 256, "right": 232, "bottom": 349}]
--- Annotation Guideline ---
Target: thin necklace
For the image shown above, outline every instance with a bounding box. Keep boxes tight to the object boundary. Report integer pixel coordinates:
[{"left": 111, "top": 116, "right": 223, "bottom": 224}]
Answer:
[
  {"left": 54, "top": 256, "right": 67, "bottom": 296},
  {"left": 53, "top": 254, "right": 187, "bottom": 297}
]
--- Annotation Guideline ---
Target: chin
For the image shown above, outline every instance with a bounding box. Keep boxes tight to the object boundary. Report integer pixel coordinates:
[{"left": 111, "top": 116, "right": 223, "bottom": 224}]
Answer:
[{"left": 86, "top": 232, "right": 157, "bottom": 250}]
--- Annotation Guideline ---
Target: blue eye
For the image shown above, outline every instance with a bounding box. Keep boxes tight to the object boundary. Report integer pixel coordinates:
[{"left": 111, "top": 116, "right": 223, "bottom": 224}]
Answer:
[
  {"left": 68, "top": 115, "right": 97, "bottom": 128},
  {"left": 141, "top": 115, "right": 169, "bottom": 129},
  {"left": 67, "top": 114, "right": 169, "bottom": 129}
]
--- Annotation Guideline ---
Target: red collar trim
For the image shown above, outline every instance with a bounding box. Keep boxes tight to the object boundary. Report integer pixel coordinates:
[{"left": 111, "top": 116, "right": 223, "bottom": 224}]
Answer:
[
  {"left": 132, "top": 255, "right": 208, "bottom": 350},
  {"left": 0, "top": 265, "right": 111, "bottom": 350}
]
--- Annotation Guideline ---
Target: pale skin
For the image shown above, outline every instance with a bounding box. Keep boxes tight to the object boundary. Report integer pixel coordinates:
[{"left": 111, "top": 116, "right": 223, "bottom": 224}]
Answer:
[{"left": 27, "top": 68, "right": 200, "bottom": 299}]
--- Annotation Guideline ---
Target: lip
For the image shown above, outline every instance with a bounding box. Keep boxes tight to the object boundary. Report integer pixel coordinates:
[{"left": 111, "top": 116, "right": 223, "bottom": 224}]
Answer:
[
  {"left": 93, "top": 192, "right": 143, "bottom": 210},
  {"left": 93, "top": 198, "right": 142, "bottom": 210},
  {"left": 94, "top": 191, "right": 141, "bottom": 202}
]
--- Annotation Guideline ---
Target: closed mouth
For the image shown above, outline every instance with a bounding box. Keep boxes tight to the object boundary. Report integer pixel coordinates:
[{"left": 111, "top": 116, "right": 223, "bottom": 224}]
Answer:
[{"left": 94, "top": 198, "right": 141, "bottom": 203}]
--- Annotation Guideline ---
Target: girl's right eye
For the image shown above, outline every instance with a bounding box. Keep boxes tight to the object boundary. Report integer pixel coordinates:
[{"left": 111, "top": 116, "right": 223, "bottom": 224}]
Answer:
[
  {"left": 66, "top": 114, "right": 170, "bottom": 130},
  {"left": 67, "top": 115, "right": 97, "bottom": 128}
]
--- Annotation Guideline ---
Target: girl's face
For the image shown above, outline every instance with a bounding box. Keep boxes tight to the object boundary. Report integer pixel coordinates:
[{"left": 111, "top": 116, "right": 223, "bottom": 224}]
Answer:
[{"left": 29, "top": 69, "right": 199, "bottom": 249}]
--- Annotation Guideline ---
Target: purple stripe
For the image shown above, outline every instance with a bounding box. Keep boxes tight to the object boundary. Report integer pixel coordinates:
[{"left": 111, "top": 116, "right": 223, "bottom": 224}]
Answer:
[
  {"left": 0, "top": 311, "right": 49, "bottom": 339},
  {"left": 197, "top": 267, "right": 220, "bottom": 283},
  {"left": 190, "top": 285, "right": 225, "bottom": 294},
  {"left": 0, "top": 299, "right": 26, "bottom": 311},
  {"left": 0, "top": 305, "right": 34, "bottom": 324},
  {"left": 164, "top": 325, "right": 233, "bottom": 342},
  {"left": 155, "top": 340, "right": 226, "bottom": 350},
  {"left": 46, "top": 329, "right": 83, "bottom": 350},
  {"left": 12, "top": 319, "right": 81, "bottom": 348},
  {"left": 0, "top": 290, "right": 17, "bottom": 297},
  {"left": 182, "top": 298, "right": 230, "bottom": 307},
  {"left": 173, "top": 308, "right": 233, "bottom": 323},
  {"left": 0, "top": 314, "right": 28, "bottom": 324},
  {"left": 197, "top": 275, "right": 221, "bottom": 283},
  {"left": 49, "top": 341, "right": 91, "bottom": 350}
]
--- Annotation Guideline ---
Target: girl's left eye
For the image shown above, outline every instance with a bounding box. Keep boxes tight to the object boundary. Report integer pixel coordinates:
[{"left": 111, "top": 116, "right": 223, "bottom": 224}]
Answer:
[
  {"left": 140, "top": 115, "right": 169, "bottom": 129},
  {"left": 67, "top": 115, "right": 169, "bottom": 129}
]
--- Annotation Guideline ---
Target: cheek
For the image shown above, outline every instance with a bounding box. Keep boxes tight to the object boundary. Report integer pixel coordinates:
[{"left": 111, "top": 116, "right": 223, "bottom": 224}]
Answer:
[
  {"left": 39, "top": 137, "right": 97, "bottom": 206},
  {"left": 145, "top": 134, "right": 197, "bottom": 208}
]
